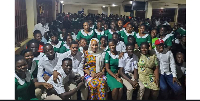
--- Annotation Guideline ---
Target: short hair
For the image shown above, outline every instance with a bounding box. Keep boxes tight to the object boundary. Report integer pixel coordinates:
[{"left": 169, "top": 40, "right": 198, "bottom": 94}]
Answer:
[
  {"left": 20, "top": 49, "right": 32, "bottom": 56},
  {"left": 127, "top": 35, "right": 136, "bottom": 44},
  {"left": 48, "top": 31, "right": 59, "bottom": 38},
  {"left": 112, "top": 32, "right": 119, "bottom": 37},
  {"left": 127, "top": 23, "right": 133, "bottom": 27},
  {"left": 140, "top": 42, "right": 149, "bottom": 49},
  {"left": 70, "top": 41, "right": 79, "bottom": 47},
  {"left": 62, "top": 58, "right": 72, "bottom": 64},
  {"left": 27, "top": 39, "right": 39, "bottom": 49},
  {"left": 63, "top": 34, "right": 72, "bottom": 41},
  {"left": 43, "top": 43, "right": 53, "bottom": 52},
  {"left": 100, "top": 36, "right": 107, "bottom": 41},
  {"left": 80, "top": 38, "right": 87, "bottom": 42},
  {"left": 126, "top": 43, "right": 134, "bottom": 48},
  {"left": 140, "top": 24, "right": 146, "bottom": 29},
  {"left": 15, "top": 55, "right": 25, "bottom": 65},
  {"left": 33, "top": 30, "right": 42, "bottom": 36},
  {"left": 108, "top": 39, "right": 117, "bottom": 45}
]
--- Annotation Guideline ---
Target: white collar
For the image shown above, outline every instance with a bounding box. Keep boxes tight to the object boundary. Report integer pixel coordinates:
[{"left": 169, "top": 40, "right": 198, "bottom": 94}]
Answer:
[
  {"left": 107, "top": 51, "right": 119, "bottom": 59},
  {"left": 120, "top": 28, "right": 125, "bottom": 31},
  {"left": 124, "top": 30, "right": 135, "bottom": 36},
  {"left": 15, "top": 72, "right": 31, "bottom": 85},
  {"left": 109, "top": 29, "right": 119, "bottom": 34},
  {"left": 95, "top": 29, "right": 104, "bottom": 35},
  {"left": 90, "top": 25, "right": 94, "bottom": 29},
  {"left": 47, "top": 41, "right": 62, "bottom": 48},
  {"left": 136, "top": 33, "right": 148, "bottom": 38},
  {"left": 60, "top": 34, "right": 64, "bottom": 39},
  {"left": 81, "top": 29, "right": 93, "bottom": 36},
  {"left": 33, "top": 53, "right": 44, "bottom": 61},
  {"left": 57, "top": 67, "right": 67, "bottom": 78},
  {"left": 160, "top": 35, "right": 170, "bottom": 41},
  {"left": 63, "top": 43, "right": 70, "bottom": 49},
  {"left": 43, "top": 53, "right": 58, "bottom": 61}
]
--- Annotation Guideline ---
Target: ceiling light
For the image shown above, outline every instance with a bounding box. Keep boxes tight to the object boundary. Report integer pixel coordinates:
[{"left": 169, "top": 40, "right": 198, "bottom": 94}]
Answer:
[
  {"left": 130, "top": 1, "right": 132, "bottom": 4},
  {"left": 60, "top": 1, "right": 64, "bottom": 3},
  {"left": 112, "top": 4, "right": 117, "bottom": 7},
  {"left": 103, "top": 6, "right": 105, "bottom": 8},
  {"left": 161, "top": 7, "right": 164, "bottom": 9},
  {"left": 63, "top": 4, "right": 64, "bottom": 5}
]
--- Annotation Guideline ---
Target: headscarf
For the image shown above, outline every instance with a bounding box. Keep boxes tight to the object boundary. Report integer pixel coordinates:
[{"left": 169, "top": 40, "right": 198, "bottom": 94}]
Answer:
[{"left": 88, "top": 38, "right": 105, "bottom": 73}]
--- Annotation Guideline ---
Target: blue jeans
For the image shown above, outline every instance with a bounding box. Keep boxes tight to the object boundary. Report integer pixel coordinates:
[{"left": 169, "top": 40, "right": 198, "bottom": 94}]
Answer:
[{"left": 160, "top": 73, "right": 183, "bottom": 99}]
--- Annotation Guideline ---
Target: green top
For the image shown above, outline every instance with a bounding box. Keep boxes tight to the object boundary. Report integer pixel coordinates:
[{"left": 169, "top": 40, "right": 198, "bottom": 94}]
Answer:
[
  {"left": 15, "top": 78, "right": 38, "bottom": 100},
  {"left": 134, "top": 33, "right": 152, "bottom": 47},
  {"left": 161, "top": 35, "right": 173, "bottom": 47},
  {"left": 94, "top": 29, "right": 105, "bottom": 41},
  {"left": 119, "top": 30, "right": 136, "bottom": 45},
  {"left": 105, "top": 51, "right": 123, "bottom": 91},
  {"left": 76, "top": 29, "right": 95, "bottom": 45},
  {"left": 176, "top": 27, "right": 186, "bottom": 36},
  {"left": 58, "top": 32, "right": 64, "bottom": 42},
  {"left": 47, "top": 41, "right": 64, "bottom": 53},
  {"left": 152, "top": 37, "right": 159, "bottom": 49},
  {"left": 59, "top": 43, "right": 70, "bottom": 53},
  {"left": 105, "top": 29, "right": 119, "bottom": 41}
]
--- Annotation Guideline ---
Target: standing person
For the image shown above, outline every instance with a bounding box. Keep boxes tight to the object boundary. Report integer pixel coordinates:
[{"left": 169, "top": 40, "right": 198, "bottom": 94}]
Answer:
[
  {"left": 158, "top": 26, "right": 173, "bottom": 50},
  {"left": 94, "top": 20, "right": 105, "bottom": 41},
  {"left": 58, "top": 28, "right": 67, "bottom": 42},
  {"left": 137, "top": 42, "right": 160, "bottom": 100},
  {"left": 105, "top": 20, "right": 119, "bottom": 41},
  {"left": 33, "top": 30, "right": 44, "bottom": 52},
  {"left": 71, "top": 28, "right": 79, "bottom": 41},
  {"left": 117, "top": 19, "right": 125, "bottom": 31},
  {"left": 76, "top": 21, "right": 95, "bottom": 45},
  {"left": 119, "top": 43, "right": 145, "bottom": 100},
  {"left": 47, "top": 31, "right": 64, "bottom": 53},
  {"left": 112, "top": 33, "right": 126, "bottom": 53},
  {"left": 15, "top": 55, "right": 53, "bottom": 100},
  {"left": 134, "top": 25, "right": 152, "bottom": 50},
  {"left": 151, "top": 29, "right": 159, "bottom": 49},
  {"left": 154, "top": 39, "right": 183, "bottom": 100},
  {"left": 105, "top": 39, "right": 123, "bottom": 100},
  {"left": 59, "top": 34, "right": 73, "bottom": 53},
  {"left": 33, "top": 17, "right": 49, "bottom": 44},
  {"left": 119, "top": 23, "right": 136, "bottom": 45},
  {"left": 52, "top": 41, "right": 88, "bottom": 100},
  {"left": 46, "top": 58, "right": 85, "bottom": 100},
  {"left": 103, "top": 23, "right": 108, "bottom": 31},
  {"left": 84, "top": 38, "right": 107, "bottom": 100},
  {"left": 100, "top": 36, "right": 108, "bottom": 52}
]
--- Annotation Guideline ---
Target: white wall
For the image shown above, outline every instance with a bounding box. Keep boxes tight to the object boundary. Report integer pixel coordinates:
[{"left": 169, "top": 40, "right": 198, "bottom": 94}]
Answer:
[
  {"left": 102, "top": 7, "right": 108, "bottom": 15},
  {"left": 110, "top": 6, "right": 120, "bottom": 15}
]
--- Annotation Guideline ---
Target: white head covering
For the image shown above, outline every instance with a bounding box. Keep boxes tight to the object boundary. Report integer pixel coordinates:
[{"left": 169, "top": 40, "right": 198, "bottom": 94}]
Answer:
[{"left": 88, "top": 38, "right": 105, "bottom": 73}]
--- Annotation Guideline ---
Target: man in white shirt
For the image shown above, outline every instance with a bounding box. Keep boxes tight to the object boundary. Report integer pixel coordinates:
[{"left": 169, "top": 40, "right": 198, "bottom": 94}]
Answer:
[
  {"left": 154, "top": 39, "right": 183, "bottom": 100},
  {"left": 33, "top": 17, "right": 49, "bottom": 44},
  {"left": 119, "top": 43, "right": 145, "bottom": 100},
  {"left": 112, "top": 33, "right": 126, "bottom": 53},
  {"left": 52, "top": 41, "right": 88, "bottom": 100},
  {"left": 46, "top": 58, "right": 85, "bottom": 100}
]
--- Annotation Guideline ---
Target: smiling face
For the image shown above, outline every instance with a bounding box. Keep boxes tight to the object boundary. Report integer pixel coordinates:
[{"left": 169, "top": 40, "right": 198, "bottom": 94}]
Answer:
[
  {"left": 140, "top": 44, "right": 149, "bottom": 55},
  {"left": 15, "top": 59, "right": 28, "bottom": 79},
  {"left": 66, "top": 35, "right": 72, "bottom": 44},
  {"left": 44, "top": 45, "right": 55, "bottom": 60},
  {"left": 126, "top": 24, "right": 133, "bottom": 33},
  {"left": 126, "top": 45, "right": 134, "bottom": 57},
  {"left": 83, "top": 22, "right": 89, "bottom": 31},
  {"left": 70, "top": 44, "right": 78, "bottom": 56},
  {"left": 62, "top": 60, "right": 72, "bottom": 75},
  {"left": 109, "top": 41, "right": 116, "bottom": 52},
  {"left": 97, "top": 22, "right": 102, "bottom": 30},
  {"left": 110, "top": 22, "right": 116, "bottom": 30},
  {"left": 51, "top": 35, "right": 58, "bottom": 44},
  {"left": 28, "top": 43, "right": 39, "bottom": 56},
  {"left": 118, "top": 20, "right": 123, "bottom": 28},
  {"left": 90, "top": 40, "right": 98, "bottom": 53},
  {"left": 104, "top": 24, "right": 108, "bottom": 30},
  {"left": 139, "top": 25, "right": 145, "bottom": 34},
  {"left": 24, "top": 51, "right": 34, "bottom": 64},
  {"left": 100, "top": 37, "right": 107, "bottom": 46},
  {"left": 156, "top": 44, "right": 164, "bottom": 53},
  {"left": 34, "top": 33, "right": 42, "bottom": 42},
  {"left": 151, "top": 29, "right": 157, "bottom": 38}
]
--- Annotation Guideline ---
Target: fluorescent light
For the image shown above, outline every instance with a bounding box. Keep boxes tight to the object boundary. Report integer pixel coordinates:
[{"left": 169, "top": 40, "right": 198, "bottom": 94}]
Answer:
[
  {"left": 130, "top": 1, "right": 132, "bottom": 4},
  {"left": 103, "top": 6, "right": 105, "bottom": 8},
  {"left": 60, "top": 1, "right": 64, "bottom": 3},
  {"left": 63, "top": 4, "right": 64, "bottom": 5},
  {"left": 161, "top": 7, "right": 164, "bottom": 9},
  {"left": 112, "top": 4, "right": 117, "bottom": 7}
]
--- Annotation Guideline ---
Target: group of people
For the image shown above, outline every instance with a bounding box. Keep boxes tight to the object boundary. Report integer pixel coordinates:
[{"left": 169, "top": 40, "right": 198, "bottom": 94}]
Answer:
[{"left": 15, "top": 12, "right": 186, "bottom": 100}]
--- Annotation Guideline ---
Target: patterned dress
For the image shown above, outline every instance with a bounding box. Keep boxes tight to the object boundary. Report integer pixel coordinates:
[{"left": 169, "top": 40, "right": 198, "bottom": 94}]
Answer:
[
  {"left": 138, "top": 54, "right": 159, "bottom": 90},
  {"left": 84, "top": 51, "right": 106, "bottom": 100}
]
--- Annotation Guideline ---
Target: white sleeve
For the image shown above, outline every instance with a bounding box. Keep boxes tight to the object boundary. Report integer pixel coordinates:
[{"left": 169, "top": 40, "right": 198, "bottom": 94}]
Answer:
[
  {"left": 33, "top": 24, "right": 38, "bottom": 32},
  {"left": 53, "top": 53, "right": 66, "bottom": 72},
  {"left": 169, "top": 51, "right": 177, "bottom": 78},
  {"left": 47, "top": 76, "right": 65, "bottom": 94},
  {"left": 118, "top": 57, "right": 125, "bottom": 68},
  {"left": 78, "top": 53, "right": 85, "bottom": 77},
  {"left": 121, "top": 42, "right": 126, "bottom": 52},
  {"left": 37, "top": 59, "right": 46, "bottom": 82}
]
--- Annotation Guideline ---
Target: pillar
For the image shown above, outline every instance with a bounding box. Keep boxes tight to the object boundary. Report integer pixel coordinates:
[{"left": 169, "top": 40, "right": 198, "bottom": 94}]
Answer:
[
  {"left": 174, "top": 8, "right": 179, "bottom": 24},
  {"left": 120, "top": 4, "right": 124, "bottom": 16},
  {"left": 145, "top": 1, "right": 152, "bottom": 19},
  {"left": 108, "top": 6, "right": 110, "bottom": 16},
  {"left": 134, "top": 10, "right": 136, "bottom": 17},
  {"left": 26, "top": 0, "right": 37, "bottom": 39}
]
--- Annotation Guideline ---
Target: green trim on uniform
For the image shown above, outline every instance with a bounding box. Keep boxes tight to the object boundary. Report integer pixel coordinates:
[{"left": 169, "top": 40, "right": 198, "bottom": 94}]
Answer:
[
  {"left": 119, "top": 30, "right": 136, "bottom": 45},
  {"left": 76, "top": 30, "right": 95, "bottom": 45},
  {"left": 134, "top": 33, "right": 152, "bottom": 47}
]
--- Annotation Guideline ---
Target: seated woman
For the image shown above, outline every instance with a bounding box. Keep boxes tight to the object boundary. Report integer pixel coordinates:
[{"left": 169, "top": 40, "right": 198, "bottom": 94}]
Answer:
[
  {"left": 76, "top": 21, "right": 95, "bottom": 45},
  {"left": 47, "top": 31, "right": 64, "bottom": 53},
  {"left": 33, "top": 30, "right": 44, "bottom": 52},
  {"left": 59, "top": 34, "right": 73, "bottom": 53},
  {"left": 137, "top": 42, "right": 159, "bottom": 100},
  {"left": 105, "top": 39, "right": 123, "bottom": 100},
  {"left": 84, "top": 38, "right": 107, "bottom": 100},
  {"left": 15, "top": 55, "right": 52, "bottom": 100}
]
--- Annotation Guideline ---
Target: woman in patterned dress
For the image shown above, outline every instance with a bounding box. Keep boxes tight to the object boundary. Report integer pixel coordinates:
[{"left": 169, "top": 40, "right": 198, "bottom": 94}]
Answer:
[
  {"left": 83, "top": 38, "right": 107, "bottom": 100},
  {"left": 137, "top": 42, "right": 159, "bottom": 100}
]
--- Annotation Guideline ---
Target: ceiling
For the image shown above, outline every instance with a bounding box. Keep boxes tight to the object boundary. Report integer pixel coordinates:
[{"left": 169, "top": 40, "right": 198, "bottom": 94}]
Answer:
[{"left": 61, "top": 0, "right": 186, "bottom": 8}]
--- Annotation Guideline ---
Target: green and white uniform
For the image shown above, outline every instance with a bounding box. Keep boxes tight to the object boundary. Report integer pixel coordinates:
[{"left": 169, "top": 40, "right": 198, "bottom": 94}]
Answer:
[
  {"left": 119, "top": 30, "right": 136, "bottom": 45},
  {"left": 159, "top": 35, "right": 173, "bottom": 47},
  {"left": 59, "top": 42, "right": 70, "bottom": 53},
  {"left": 76, "top": 29, "right": 95, "bottom": 45},
  {"left": 47, "top": 41, "right": 64, "bottom": 53},
  {"left": 134, "top": 33, "right": 152, "bottom": 47},
  {"left": 94, "top": 29, "right": 105, "bottom": 41},
  {"left": 71, "top": 32, "right": 77, "bottom": 41},
  {"left": 15, "top": 73, "right": 38, "bottom": 100},
  {"left": 105, "top": 29, "right": 119, "bottom": 41},
  {"left": 176, "top": 27, "right": 186, "bottom": 36}
]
